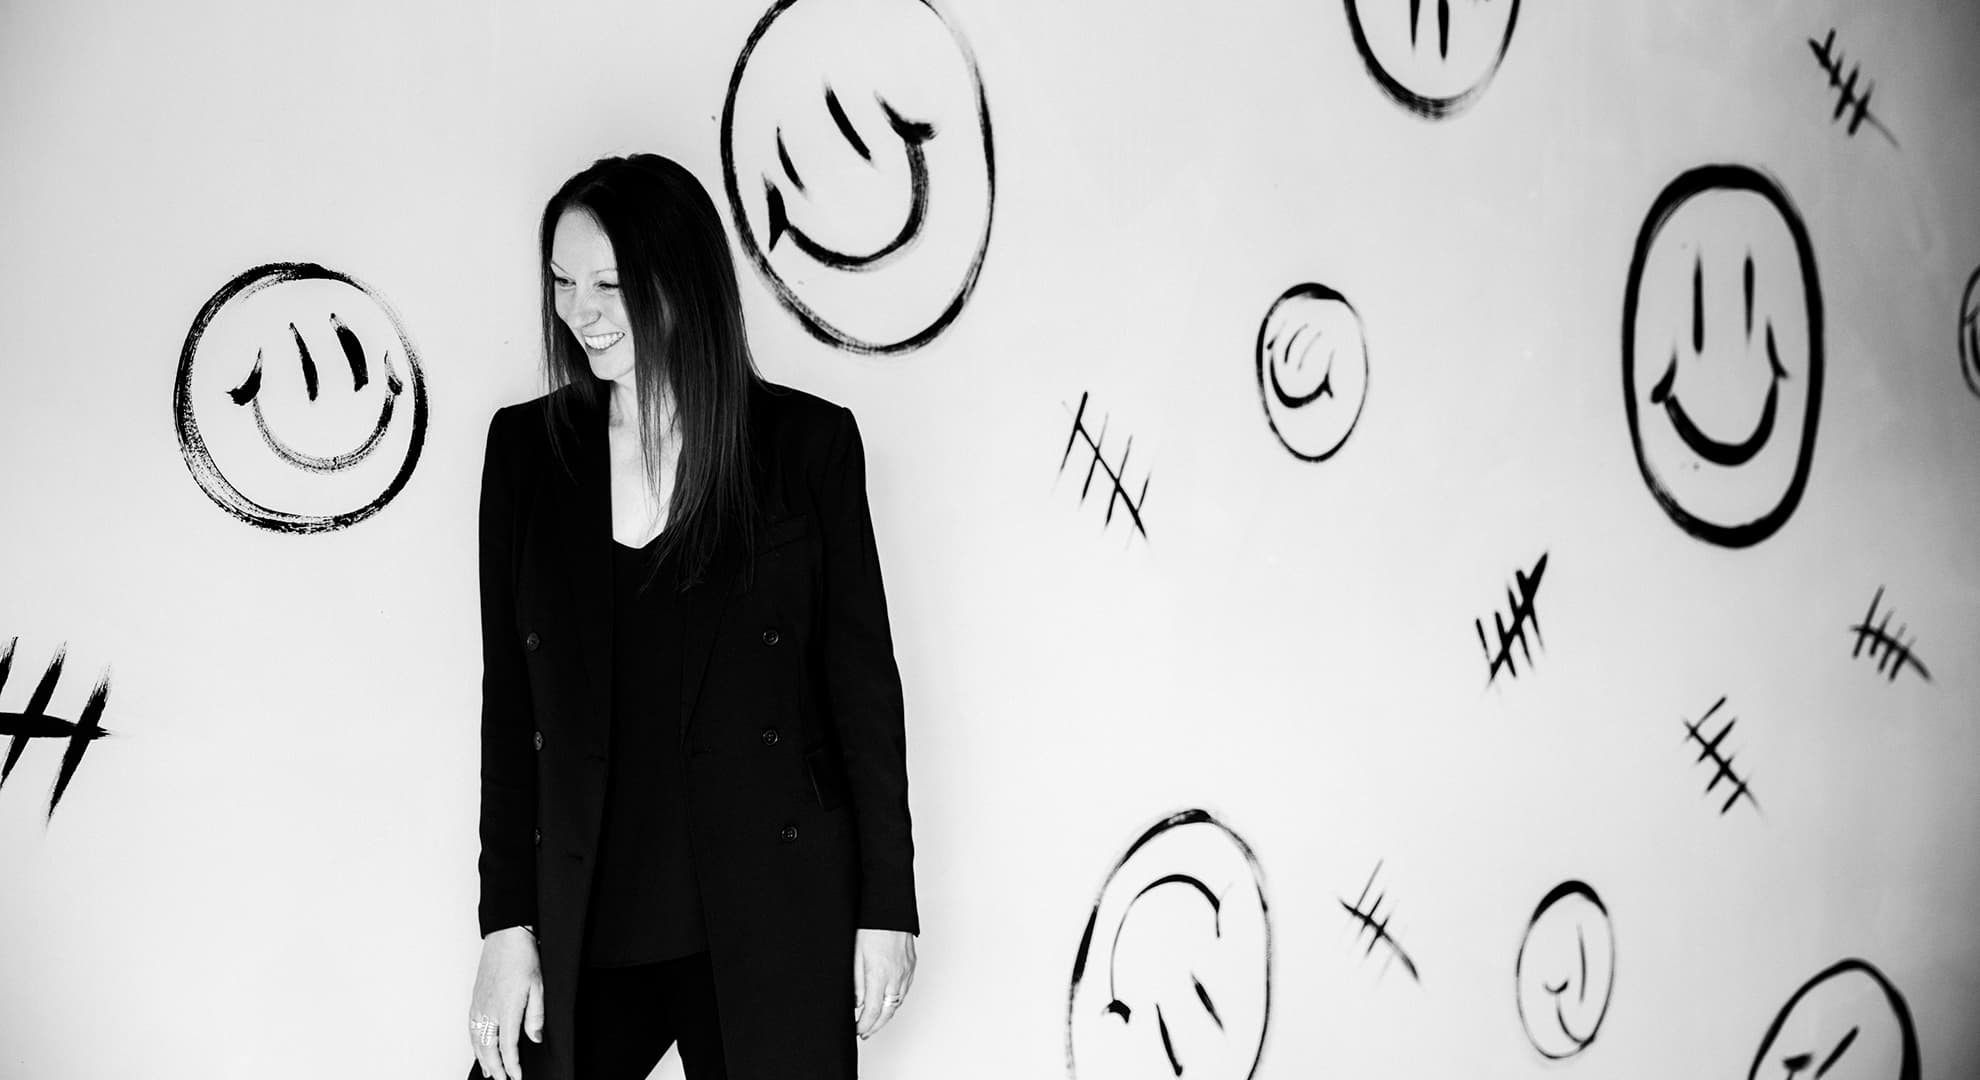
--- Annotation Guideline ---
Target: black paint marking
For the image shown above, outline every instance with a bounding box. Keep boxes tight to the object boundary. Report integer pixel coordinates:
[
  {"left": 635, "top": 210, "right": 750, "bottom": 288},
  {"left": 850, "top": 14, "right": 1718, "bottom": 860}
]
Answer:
[
  {"left": 0, "top": 638, "right": 113, "bottom": 820},
  {"left": 719, "top": 0, "right": 996, "bottom": 354},
  {"left": 1748, "top": 959, "right": 1918, "bottom": 1080},
  {"left": 1808, "top": 30, "right": 1899, "bottom": 148},
  {"left": 1681, "top": 696, "right": 1758, "bottom": 816},
  {"left": 1622, "top": 164, "right": 1824, "bottom": 549},
  {"left": 1066, "top": 808, "right": 1272, "bottom": 1080},
  {"left": 1815, "top": 1026, "right": 1858, "bottom": 1077},
  {"left": 1848, "top": 587, "right": 1932, "bottom": 684},
  {"left": 332, "top": 313, "right": 367, "bottom": 392},
  {"left": 1474, "top": 552, "right": 1547, "bottom": 684},
  {"left": 1515, "top": 880, "right": 1614, "bottom": 1059},
  {"left": 775, "top": 128, "right": 807, "bottom": 193},
  {"left": 1958, "top": 265, "right": 1980, "bottom": 398},
  {"left": 1343, "top": 0, "right": 1522, "bottom": 120},
  {"left": 1193, "top": 975, "right": 1223, "bottom": 1031},
  {"left": 1105, "top": 874, "right": 1223, "bottom": 1022},
  {"left": 825, "top": 86, "right": 871, "bottom": 160},
  {"left": 1744, "top": 253, "right": 1757, "bottom": 339},
  {"left": 1339, "top": 861, "right": 1420, "bottom": 983},
  {"left": 1155, "top": 1004, "right": 1183, "bottom": 1076},
  {"left": 1692, "top": 256, "right": 1706, "bottom": 354},
  {"left": 1650, "top": 346, "right": 1782, "bottom": 468},
  {"left": 1059, "top": 391, "right": 1151, "bottom": 541},
  {"left": 766, "top": 94, "right": 934, "bottom": 271},
  {"left": 174, "top": 262, "right": 428, "bottom": 534}
]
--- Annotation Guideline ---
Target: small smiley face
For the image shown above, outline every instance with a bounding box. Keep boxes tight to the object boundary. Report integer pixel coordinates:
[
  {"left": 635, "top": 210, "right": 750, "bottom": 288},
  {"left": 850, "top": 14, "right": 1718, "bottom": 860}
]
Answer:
[
  {"left": 1748, "top": 959, "right": 1919, "bottom": 1080},
  {"left": 721, "top": 0, "right": 994, "bottom": 354},
  {"left": 1068, "top": 810, "right": 1270, "bottom": 1080},
  {"left": 174, "top": 263, "right": 427, "bottom": 533},
  {"left": 1256, "top": 284, "right": 1370, "bottom": 462},
  {"left": 1623, "top": 165, "right": 1823, "bottom": 548},
  {"left": 1513, "top": 881, "right": 1615, "bottom": 1059},
  {"left": 1344, "top": 0, "right": 1521, "bottom": 118}
]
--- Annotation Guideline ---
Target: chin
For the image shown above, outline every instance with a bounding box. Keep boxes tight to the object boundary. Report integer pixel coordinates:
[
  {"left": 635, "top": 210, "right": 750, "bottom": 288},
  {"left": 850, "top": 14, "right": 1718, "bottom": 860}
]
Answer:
[{"left": 586, "top": 351, "right": 635, "bottom": 383}]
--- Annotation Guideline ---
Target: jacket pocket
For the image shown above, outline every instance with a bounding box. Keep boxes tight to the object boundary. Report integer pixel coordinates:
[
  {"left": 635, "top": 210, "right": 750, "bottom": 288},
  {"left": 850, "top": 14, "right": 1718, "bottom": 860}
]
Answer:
[
  {"left": 804, "top": 746, "right": 850, "bottom": 811},
  {"left": 755, "top": 513, "right": 813, "bottom": 560}
]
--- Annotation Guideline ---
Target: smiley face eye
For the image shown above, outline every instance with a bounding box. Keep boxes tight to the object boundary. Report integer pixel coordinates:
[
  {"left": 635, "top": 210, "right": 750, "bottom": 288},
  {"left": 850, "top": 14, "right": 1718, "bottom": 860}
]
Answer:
[{"left": 1815, "top": 1025, "right": 1859, "bottom": 1076}]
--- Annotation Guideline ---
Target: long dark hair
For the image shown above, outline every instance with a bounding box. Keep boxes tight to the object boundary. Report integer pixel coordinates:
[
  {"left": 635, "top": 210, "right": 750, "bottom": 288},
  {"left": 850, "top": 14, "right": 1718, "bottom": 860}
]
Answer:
[{"left": 539, "top": 153, "right": 760, "bottom": 587}]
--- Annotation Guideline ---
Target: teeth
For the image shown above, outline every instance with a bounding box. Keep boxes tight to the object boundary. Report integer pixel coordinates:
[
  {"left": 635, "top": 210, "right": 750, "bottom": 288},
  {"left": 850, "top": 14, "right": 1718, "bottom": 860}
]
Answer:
[{"left": 582, "top": 331, "right": 624, "bottom": 350}]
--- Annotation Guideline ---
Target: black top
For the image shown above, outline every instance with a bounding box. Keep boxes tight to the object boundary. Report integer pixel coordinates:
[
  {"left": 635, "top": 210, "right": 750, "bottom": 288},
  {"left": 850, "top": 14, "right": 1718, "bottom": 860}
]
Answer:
[{"left": 581, "top": 537, "right": 707, "bottom": 967}]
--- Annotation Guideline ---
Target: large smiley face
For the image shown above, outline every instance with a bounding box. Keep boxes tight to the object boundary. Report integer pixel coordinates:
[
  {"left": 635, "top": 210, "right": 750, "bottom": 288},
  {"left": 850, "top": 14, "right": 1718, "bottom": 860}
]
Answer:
[
  {"left": 1344, "top": 0, "right": 1521, "bottom": 119},
  {"left": 1748, "top": 959, "right": 1919, "bottom": 1080},
  {"left": 1067, "top": 810, "right": 1270, "bottom": 1080},
  {"left": 1623, "top": 165, "right": 1823, "bottom": 548},
  {"left": 1513, "top": 881, "right": 1615, "bottom": 1059},
  {"left": 173, "top": 263, "right": 427, "bottom": 533},
  {"left": 721, "top": 0, "right": 994, "bottom": 354},
  {"left": 1256, "top": 284, "right": 1370, "bottom": 462}
]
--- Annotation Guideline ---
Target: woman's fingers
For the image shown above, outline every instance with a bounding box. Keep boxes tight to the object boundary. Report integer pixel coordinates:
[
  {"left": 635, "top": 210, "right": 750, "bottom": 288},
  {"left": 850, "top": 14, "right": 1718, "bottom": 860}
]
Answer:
[
  {"left": 497, "top": 992, "right": 527, "bottom": 1080},
  {"left": 854, "top": 957, "right": 883, "bottom": 1038},
  {"left": 524, "top": 977, "right": 545, "bottom": 1044},
  {"left": 871, "top": 985, "right": 905, "bottom": 1035},
  {"left": 471, "top": 1023, "right": 501, "bottom": 1080}
]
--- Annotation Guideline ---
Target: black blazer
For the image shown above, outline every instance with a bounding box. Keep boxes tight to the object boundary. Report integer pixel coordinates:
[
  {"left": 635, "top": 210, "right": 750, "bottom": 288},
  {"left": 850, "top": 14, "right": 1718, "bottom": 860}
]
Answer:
[{"left": 475, "top": 380, "right": 917, "bottom": 1080}]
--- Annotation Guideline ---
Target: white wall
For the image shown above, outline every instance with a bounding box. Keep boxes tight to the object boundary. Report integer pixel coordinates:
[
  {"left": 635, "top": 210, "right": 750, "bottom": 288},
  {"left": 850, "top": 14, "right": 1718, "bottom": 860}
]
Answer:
[{"left": 2, "top": 0, "right": 1977, "bottom": 1077}]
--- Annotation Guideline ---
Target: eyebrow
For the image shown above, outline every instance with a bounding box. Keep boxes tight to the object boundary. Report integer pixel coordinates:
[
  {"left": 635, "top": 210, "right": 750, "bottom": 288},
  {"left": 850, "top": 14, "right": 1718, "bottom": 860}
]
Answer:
[{"left": 547, "top": 261, "right": 617, "bottom": 276}]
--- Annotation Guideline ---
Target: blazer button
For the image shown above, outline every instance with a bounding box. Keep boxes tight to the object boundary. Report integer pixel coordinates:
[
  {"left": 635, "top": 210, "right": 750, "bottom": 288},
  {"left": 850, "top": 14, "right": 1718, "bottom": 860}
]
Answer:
[
  {"left": 533, "top": 731, "right": 544, "bottom": 751},
  {"left": 524, "top": 631, "right": 541, "bottom": 652},
  {"left": 760, "top": 728, "right": 780, "bottom": 746},
  {"left": 533, "top": 828, "right": 541, "bottom": 846},
  {"left": 761, "top": 628, "right": 781, "bottom": 646},
  {"left": 779, "top": 824, "right": 800, "bottom": 843}
]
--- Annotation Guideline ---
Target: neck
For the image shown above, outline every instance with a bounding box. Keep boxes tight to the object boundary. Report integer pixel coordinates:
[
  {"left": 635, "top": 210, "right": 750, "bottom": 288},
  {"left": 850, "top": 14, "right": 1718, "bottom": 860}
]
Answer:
[{"left": 606, "top": 376, "right": 675, "bottom": 440}]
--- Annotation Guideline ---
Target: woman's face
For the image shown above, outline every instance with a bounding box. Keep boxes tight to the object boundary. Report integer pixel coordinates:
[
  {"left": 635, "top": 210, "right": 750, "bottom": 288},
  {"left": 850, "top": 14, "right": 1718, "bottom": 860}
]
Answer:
[{"left": 550, "top": 208, "right": 635, "bottom": 384}]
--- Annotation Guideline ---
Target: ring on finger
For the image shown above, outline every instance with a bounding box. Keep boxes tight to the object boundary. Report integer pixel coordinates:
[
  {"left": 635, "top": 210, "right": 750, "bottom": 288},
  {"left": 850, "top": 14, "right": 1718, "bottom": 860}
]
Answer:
[{"left": 470, "top": 1016, "right": 500, "bottom": 1046}]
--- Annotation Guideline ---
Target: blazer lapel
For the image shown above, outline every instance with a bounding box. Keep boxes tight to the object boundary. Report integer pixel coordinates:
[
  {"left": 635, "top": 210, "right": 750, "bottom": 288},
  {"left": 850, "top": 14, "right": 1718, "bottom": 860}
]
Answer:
[
  {"left": 678, "top": 546, "right": 736, "bottom": 739},
  {"left": 560, "top": 400, "right": 615, "bottom": 745}
]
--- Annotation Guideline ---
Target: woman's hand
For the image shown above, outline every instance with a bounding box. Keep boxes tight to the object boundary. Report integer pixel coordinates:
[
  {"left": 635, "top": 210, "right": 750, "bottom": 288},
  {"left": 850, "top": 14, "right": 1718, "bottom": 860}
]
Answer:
[
  {"left": 469, "top": 926, "right": 545, "bottom": 1079},
  {"left": 852, "top": 927, "right": 917, "bottom": 1039}
]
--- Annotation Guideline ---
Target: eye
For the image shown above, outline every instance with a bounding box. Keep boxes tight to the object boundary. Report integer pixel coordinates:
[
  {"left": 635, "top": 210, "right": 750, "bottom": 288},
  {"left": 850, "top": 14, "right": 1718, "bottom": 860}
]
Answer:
[
  {"left": 597, "top": 280, "right": 620, "bottom": 292},
  {"left": 551, "top": 274, "right": 573, "bottom": 289}
]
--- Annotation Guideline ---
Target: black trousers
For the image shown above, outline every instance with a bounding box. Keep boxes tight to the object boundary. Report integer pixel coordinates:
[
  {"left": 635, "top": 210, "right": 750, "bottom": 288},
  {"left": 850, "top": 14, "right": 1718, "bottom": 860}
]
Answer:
[{"left": 574, "top": 952, "right": 729, "bottom": 1080}]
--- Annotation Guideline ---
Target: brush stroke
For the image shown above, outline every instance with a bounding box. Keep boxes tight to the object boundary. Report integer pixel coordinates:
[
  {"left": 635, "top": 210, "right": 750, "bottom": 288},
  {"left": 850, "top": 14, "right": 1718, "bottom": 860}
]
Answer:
[
  {"left": 173, "top": 262, "right": 428, "bottom": 534},
  {"left": 1681, "top": 696, "right": 1758, "bottom": 815},
  {"left": 720, "top": 0, "right": 995, "bottom": 354},
  {"left": 1059, "top": 392, "right": 1151, "bottom": 541}
]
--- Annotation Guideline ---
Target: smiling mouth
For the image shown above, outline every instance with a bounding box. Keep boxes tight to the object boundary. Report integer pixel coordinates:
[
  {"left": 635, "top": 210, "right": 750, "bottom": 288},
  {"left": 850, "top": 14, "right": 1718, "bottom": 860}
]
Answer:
[
  {"left": 764, "top": 89, "right": 934, "bottom": 271},
  {"left": 581, "top": 330, "right": 624, "bottom": 351},
  {"left": 232, "top": 348, "right": 405, "bottom": 473},
  {"left": 1267, "top": 328, "right": 1336, "bottom": 408},
  {"left": 1649, "top": 322, "right": 1787, "bottom": 468}
]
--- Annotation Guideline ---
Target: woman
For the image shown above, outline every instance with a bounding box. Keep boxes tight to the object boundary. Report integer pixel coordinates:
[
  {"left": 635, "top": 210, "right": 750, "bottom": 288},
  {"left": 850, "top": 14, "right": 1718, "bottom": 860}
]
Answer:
[{"left": 467, "top": 153, "right": 919, "bottom": 1080}]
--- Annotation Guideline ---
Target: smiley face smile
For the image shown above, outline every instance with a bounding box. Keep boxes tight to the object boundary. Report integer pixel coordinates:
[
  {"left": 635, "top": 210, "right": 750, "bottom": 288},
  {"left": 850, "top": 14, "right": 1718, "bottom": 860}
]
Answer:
[
  {"left": 1268, "top": 327, "right": 1336, "bottom": 408},
  {"left": 765, "top": 90, "right": 934, "bottom": 270},
  {"left": 1650, "top": 323, "right": 1788, "bottom": 468},
  {"left": 228, "top": 344, "right": 405, "bottom": 474}
]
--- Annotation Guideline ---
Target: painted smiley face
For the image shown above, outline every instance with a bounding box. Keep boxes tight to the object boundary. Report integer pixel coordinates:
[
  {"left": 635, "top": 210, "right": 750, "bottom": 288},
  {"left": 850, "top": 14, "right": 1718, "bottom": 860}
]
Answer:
[
  {"left": 1344, "top": 0, "right": 1521, "bottom": 118},
  {"left": 1256, "top": 284, "right": 1370, "bottom": 462},
  {"left": 1513, "top": 881, "right": 1615, "bottom": 1060},
  {"left": 1623, "top": 165, "right": 1823, "bottom": 548},
  {"left": 174, "top": 263, "right": 427, "bottom": 533},
  {"left": 1748, "top": 959, "right": 1919, "bottom": 1080},
  {"left": 1068, "top": 810, "right": 1270, "bottom": 1080},
  {"left": 721, "top": 0, "right": 994, "bottom": 354}
]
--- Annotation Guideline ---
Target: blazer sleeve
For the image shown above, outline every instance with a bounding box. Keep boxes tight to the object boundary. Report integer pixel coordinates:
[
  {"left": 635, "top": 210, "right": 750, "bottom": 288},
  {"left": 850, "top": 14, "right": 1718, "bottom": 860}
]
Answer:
[
  {"left": 476, "top": 407, "right": 538, "bottom": 937},
  {"left": 816, "top": 406, "right": 920, "bottom": 934}
]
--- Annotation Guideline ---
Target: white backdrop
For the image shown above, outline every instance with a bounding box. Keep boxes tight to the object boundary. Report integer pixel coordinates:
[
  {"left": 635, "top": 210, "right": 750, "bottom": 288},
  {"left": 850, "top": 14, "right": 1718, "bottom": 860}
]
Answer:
[{"left": 3, "top": 1, "right": 1978, "bottom": 1077}]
